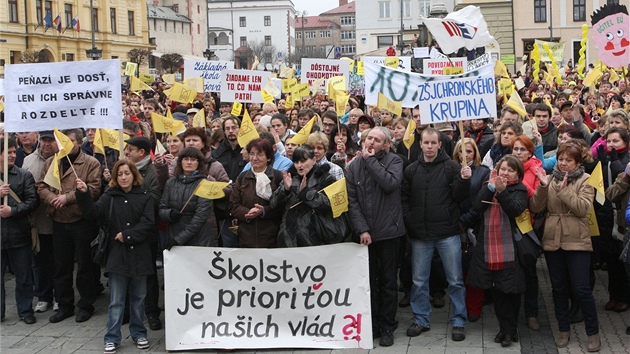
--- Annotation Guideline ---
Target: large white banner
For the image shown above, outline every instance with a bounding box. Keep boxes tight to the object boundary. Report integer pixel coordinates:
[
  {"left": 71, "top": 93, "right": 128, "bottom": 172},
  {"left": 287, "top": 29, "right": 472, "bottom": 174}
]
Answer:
[
  {"left": 3, "top": 60, "right": 123, "bottom": 132},
  {"left": 164, "top": 244, "right": 372, "bottom": 350},
  {"left": 364, "top": 61, "right": 497, "bottom": 123},
  {"left": 220, "top": 70, "right": 273, "bottom": 103},
  {"left": 361, "top": 56, "right": 412, "bottom": 72},
  {"left": 423, "top": 57, "right": 467, "bottom": 75},
  {"left": 301, "top": 58, "right": 350, "bottom": 90},
  {"left": 467, "top": 53, "right": 492, "bottom": 72},
  {"left": 183, "top": 60, "right": 234, "bottom": 92}
]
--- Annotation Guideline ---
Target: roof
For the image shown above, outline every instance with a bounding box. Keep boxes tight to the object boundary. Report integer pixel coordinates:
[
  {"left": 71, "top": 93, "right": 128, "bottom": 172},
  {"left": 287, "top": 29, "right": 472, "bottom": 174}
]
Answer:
[
  {"left": 147, "top": 5, "right": 192, "bottom": 23},
  {"left": 295, "top": 16, "right": 338, "bottom": 29},
  {"left": 320, "top": 1, "right": 355, "bottom": 15}
]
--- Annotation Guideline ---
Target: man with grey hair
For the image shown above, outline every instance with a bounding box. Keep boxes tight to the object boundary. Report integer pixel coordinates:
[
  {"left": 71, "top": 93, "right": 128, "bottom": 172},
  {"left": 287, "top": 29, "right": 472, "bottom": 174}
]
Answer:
[{"left": 347, "top": 127, "right": 405, "bottom": 347}]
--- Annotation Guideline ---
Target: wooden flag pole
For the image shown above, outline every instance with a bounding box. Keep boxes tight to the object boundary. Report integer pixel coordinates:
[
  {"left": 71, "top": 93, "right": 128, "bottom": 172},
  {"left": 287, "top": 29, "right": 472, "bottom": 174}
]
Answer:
[
  {"left": 458, "top": 121, "right": 467, "bottom": 166},
  {"left": 179, "top": 192, "right": 196, "bottom": 213},
  {"left": 118, "top": 130, "right": 124, "bottom": 158},
  {"left": 64, "top": 155, "right": 80, "bottom": 180}
]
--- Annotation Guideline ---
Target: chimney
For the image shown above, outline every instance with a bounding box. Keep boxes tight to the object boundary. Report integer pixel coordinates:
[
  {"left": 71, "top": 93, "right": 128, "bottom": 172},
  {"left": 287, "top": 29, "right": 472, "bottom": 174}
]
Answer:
[{"left": 339, "top": 0, "right": 348, "bottom": 6}]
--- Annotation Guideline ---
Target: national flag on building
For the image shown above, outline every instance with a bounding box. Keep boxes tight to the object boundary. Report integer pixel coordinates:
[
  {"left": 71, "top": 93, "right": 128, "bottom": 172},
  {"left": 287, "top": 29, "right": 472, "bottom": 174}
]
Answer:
[
  {"left": 53, "top": 13, "right": 62, "bottom": 33},
  {"left": 71, "top": 15, "right": 80, "bottom": 32},
  {"left": 421, "top": 5, "right": 494, "bottom": 54},
  {"left": 43, "top": 11, "right": 52, "bottom": 31}
]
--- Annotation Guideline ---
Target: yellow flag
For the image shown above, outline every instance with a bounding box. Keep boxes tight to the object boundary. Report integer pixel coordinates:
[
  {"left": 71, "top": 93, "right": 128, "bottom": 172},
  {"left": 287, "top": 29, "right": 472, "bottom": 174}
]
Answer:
[
  {"left": 124, "top": 62, "right": 138, "bottom": 76},
  {"left": 169, "top": 82, "right": 197, "bottom": 104},
  {"left": 328, "top": 76, "right": 346, "bottom": 91},
  {"left": 280, "top": 66, "right": 295, "bottom": 79},
  {"left": 443, "top": 67, "right": 464, "bottom": 75},
  {"left": 251, "top": 56, "right": 260, "bottom": 70},
  {"left": 282, "top": 78, "right": 297, "bottom": 93},
  {"left": 544, "top": 97, "right": 554, "bottom": 111},
  {"left": 261, "top": 89, "right": 275, "bottom": 103},
  {"left": 544, "top": 71, "right": 555, "bottom": 87},
  {"left": 515, "top": 209, "right": 534, "bottom": 234},
  {"left": 531, "top": 92, "right": 538, "bottom": 100},
  {"left": 100, "top": 129, "right": 130, "bottom": 151},
  {"left": 310, "top": 77, "right": 325, "bottom": 94},
  {"left": 506, "top": 89, "right": 527, "bottom": 118},
  {"left": 495, "top": 60, "right": 509, "bottom": 78},
  {"left": 54, "top": 128, "right": 75, "bottom": 159},
  {"left": 498, "top": 78, "right": 513, "bottom": 95},
  {"left": 130, "top": 76, "right": 153, "bottom": 92},
  {"left": 327, "top": 80, "right": 337, "bottom": 100},
  {"left": 384, "top": 57, "right": 399, "bottom": 69},
  {"left": 93, "top": 128, "right": 105, "bottom": 155},
  {"left": 192, "top": 108, "right": 206, "bottom": 128},
  {"left": 237, "top": 110, "right": 260, "bottom": 147},
  {"left": 322, "top": 178, "right": 349, "bottom": 218},
  {"left": 377, "top": 92, "right": 402, "bottom": 117},
  {"left": 263, "top": 78, "right": 280, "bottom": 97},
  {"left": 608, "top": 69, "right": 620, "bottom": 83},
  {"left": 154, "top": 139, "right": 167, "bottom": 155},
  {"left": 356, "top": 61, "right": 364, "bottom": 75},
  {"left": 151, "top": 111, "right": 187, "bottom": 134},
  {"left": 139, "top": 73, "right": 154, "bottom": 84},
  {"left": 183, "top": 77, "right": 205, "bottom": 93},
  {"left": 583, "top": 67, "right": 603, "bottom": 86},
  {"left": 587, "top": 161, "right": 605, "bottom": 205},
  {"left": 403, "top": 118, "right": 417, "bottom": 150},
  {"left": 194, "top": 180, "right": 230, "bottom": 200},
  {"left": 285, "top": 95, "right": 294, "bottom": 110},
  {"left": 587, "top": 206, "right": 600, "bottom": 236},
  {"left": 162, "top": 74, "right": 176, "bottom": 84},
  {"left": 43, "top": 155, "right": 62, "bottom": 191},
  {"left": 231, "top": 102, "right": 243, "bottom": 116},
  {"left": 335, "top": 90, "right": 350, "bottom": 117},
  {"left": 293, "top": 83, "right": 310, "bottom": 98},
  {"left": 289, "top": 116, "right": 316, "bottom": 145}
]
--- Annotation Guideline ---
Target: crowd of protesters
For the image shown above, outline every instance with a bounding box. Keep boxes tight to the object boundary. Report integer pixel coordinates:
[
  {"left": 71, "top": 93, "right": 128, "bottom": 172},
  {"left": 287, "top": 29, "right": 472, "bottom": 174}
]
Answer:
[{"left": 1, "top": 61, "right": 630, "bottom": 353}]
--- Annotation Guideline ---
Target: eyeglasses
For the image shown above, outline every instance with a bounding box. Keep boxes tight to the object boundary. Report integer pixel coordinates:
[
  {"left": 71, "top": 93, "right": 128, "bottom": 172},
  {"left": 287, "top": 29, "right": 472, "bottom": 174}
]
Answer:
[
  {"left": 248, "top": 152, "right": 267, "bottom": 159},
  {"left": 182, "top": 157, "right": 198, "bottom": 162},
  {"left": 512, "top": 147, "right": 528, "bottom": 152}
]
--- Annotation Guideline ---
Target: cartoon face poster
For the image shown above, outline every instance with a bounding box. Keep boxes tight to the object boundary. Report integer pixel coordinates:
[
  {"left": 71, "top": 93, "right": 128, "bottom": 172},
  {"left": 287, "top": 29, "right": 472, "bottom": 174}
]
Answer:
[{"left": 591, "top": 3, "right": 630, "bottom": 68}]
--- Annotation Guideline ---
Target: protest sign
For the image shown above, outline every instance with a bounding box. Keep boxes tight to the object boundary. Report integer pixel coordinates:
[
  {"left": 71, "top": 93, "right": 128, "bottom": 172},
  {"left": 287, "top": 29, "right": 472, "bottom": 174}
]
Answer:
[
  {"left": 220, "top": 70, "right": 273, "bottom": 103},
  {"left": 4, "top": 59, "right": 122, "bottom": 132},
  {"left": 164, "top": 244, "right": 372, "bottom": 350},
  {"left": 301, "top": 58, "right": 350, "bottom": 90},
  {"left": 534, "top": 40, "right": 566, "bottom": 62},
  {"left": 139, "top": 73, "right": 154, "bottom": 85},
  {"left": 362, "top": 56, "right": 412, "bottom": 72},
  {"left": 348, "top": 72, "right": 365, "bottom": 96},
  {"left": 423, "top": 57, "right": 467, "bottom": 75},
  {"left": 413, "top": 47, "right": 430, "bottom": 58},
  {"left": 184, "top": 60, "right": 234, "bottom": 92},
  {"left": 467, "top": 53, "right": 492, "bottom": 72},
  {"left": 364, "top": 61, "right": 496, "bottom": 123}
]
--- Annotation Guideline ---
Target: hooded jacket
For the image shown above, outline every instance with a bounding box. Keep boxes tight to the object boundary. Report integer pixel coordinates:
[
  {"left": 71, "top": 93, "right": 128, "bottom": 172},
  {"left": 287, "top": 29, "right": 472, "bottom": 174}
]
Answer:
[{"left": 1, "top": 165, "right": 40, "bottom": 250}]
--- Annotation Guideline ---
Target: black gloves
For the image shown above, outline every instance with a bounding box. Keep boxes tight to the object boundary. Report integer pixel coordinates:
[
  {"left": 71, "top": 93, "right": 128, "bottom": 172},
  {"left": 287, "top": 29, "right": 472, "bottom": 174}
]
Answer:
[
  {"left": 610, "top": 148, "right": 619, "bottom": 162},
  {"left": 596, "top": 145, "right": 607, "bottom": 163},
  {"left": 170, "top": 210, "right": 183, "bottom": 221}
]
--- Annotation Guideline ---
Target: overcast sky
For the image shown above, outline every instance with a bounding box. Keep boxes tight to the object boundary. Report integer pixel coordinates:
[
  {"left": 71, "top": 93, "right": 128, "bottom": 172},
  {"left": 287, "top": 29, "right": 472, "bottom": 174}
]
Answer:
[{"left": 293, "top": 0, "right": 345, "bottom": 16}]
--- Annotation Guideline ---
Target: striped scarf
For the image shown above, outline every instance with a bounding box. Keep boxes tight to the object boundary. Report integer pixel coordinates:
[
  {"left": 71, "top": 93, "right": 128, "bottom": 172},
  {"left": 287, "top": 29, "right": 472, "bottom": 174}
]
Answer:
[{"left": 484, "top": 193, "right": 516, "bottom": 270}]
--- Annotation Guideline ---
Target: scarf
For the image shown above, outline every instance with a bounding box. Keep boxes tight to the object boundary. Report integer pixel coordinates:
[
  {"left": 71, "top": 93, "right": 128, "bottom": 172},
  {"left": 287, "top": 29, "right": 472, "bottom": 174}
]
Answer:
[
  {"left": 61, "top": 150, "right": 80, "bottom": 175},
  {"left": 552, "top": 165, "right": 585, "bottom": 184},
  {"left": 253, "top": 170, "right": 272, "bottom": 200},
  {"left": 135, "top": 155, "right": 151, "bottom": 170},
  {"left": 490, "top": 144, "right": 511, "bottom": 166},
  {"left": 484, "top": 181, "right": 519, "bottom": 270}
]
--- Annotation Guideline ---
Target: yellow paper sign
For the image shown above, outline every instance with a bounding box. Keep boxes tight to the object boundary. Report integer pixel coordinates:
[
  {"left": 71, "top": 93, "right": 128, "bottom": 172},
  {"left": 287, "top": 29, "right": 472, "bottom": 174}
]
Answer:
[
  {"left": 231, "top": 102, "right": 243, "bottom": 116},
  {"left": 261, "top": 89, "right": 275, "bottom": 103},
  {"left": 498, "top": 78, "right": 514, "bottom": 95},
  {"left": 139, "top": 73, "right": 154, "bottom": 84},
  {"left": 124, "top": 62, "right": 138, "bottom": 76},
  {"left": 384, "top": 57, "right": 399, "bottom": 69},
  {"left": 280, "top": 66, "right": 295, "bottom": 79},
  {"left": 184, "top": 77, "right": 205, "bottom": 93},
  {"left": 282, "top": 78, "right": 297, "bottom": 93},
  {"left": 322, "top": 178, "right": 349, "bottom": 218},
  {"left": 356, "top": 61, "right": 364, "bottom": 75},
  {"left": 443, "top": 66, "right": 464, "bottom": 75},
  {"left": 293, "top": 83, "right": 311, "bottom": 98},
  {"left": 515, "top": 209, "right": 533, "bottom": 234},
  {"left": 328, "top": 76, "right": 346, "bottom": 91},
  {"left": 194, "top": 180, "right": 230, "bottom": 200},
  {"left": 285, "top": 95, "right": 294, "bottom": 110}
]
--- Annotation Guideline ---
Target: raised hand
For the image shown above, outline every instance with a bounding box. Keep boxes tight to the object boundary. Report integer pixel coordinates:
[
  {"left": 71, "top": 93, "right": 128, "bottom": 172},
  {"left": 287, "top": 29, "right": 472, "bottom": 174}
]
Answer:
[
  {"left": 489, "top": 169, "right": 498, "bottom": 185},
  {"left": 282, "top": 170, "right": 292, "bottom": 189},
  {"left": 560, "top": 172, "right": 568, "bottom": 189},
  {"left": 299, "top": 174, "right": 307, "bottom": 192},
  {"left": 535, "top": 167, "right": 549, "bottom": 186}
]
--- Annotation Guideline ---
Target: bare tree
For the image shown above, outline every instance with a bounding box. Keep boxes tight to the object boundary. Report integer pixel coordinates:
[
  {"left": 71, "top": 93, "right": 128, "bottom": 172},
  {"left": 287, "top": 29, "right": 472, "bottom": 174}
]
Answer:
[
  {"left": 19, "top": 51, "right": 40, "bottom": 63},
  {"left": 160, "top": 53, "right": 183, "bottom": 73},
  {"left": 247, "top": 39, "right": 277, "bottom": 69},
  {"left": 127, "top": 48, "right": 151, "bottom": 66}
]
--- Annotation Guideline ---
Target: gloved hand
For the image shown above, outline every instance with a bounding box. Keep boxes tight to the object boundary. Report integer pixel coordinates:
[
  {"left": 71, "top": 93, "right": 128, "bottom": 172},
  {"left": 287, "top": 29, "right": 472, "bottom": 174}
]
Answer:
[
  {"left": 610, "top": 148, "right": 619, "bottom": 162},
  {"left": 165, "top": 238, "right": 179, "bottom": 250},
  {"left": 596, "top": 145, "right": 607, "bottom": 163},
  {"left": 170, "top": 210, "right": 183, "bottom": 221}
]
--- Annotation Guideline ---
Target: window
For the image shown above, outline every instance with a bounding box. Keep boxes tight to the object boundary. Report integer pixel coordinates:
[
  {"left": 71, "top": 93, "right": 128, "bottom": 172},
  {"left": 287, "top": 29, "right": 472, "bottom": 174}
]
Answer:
[
  {"left": 45, "top": 1, "right": 52, "bottom": 18},
  {"left": 379, "top": 1, "right": 391, "bottom": 19},
  {"left": 65, "top": 4, "right": 73, "bottom": 28},
  {"left": 265, "top": 36, "right": 272, "bottom": 46},
  {"left": 341, "top": 44, "right": 356, "bottom": 54},
  {"left": 320, "top": 30, "right": 330, "bottom": 38},
  {"left": 296, "top": 31, "right": 302, "bottom": 39},
  {"left": 534, "top": 0, "right": 546, "bottom": 22},
  {"left": 607, "top": 0, "right": 619, "bottom": 4},
  {"left": 110, "top": 8, "right": 117, "bottom": 34},
  {"left": 197, "top": 24, "right": 200, "bottom": 34},
  {"left": 264, "top": 16, "right": 271, "bottom": 26},
  {"left": 340, "top": 16, "right": 355, "bottom": 26},
  {"left": 305, "top": 31, "right": 316, "bottom": 39},
  {"left": 341, "top": 30, "right": 355, "bottom": 40},
  {"left": 320, "top": 45, "right": 327, "bottom": 54},
  {"left": 36, "top": 0, "right": 43, "bottom": 25},
  {"left": 66, "top": 53, "right": 74, "bottom": 61},
  {"left": 377, "top": 35, "right": 394, "bottom": 47},
  {"left": 402, "top": 0, "right": 411, "bottom": 17},
  {"left": 306, "top": 45, "right": 316, "bottom": 53},
  {"left": 573, "top": 0, "right": 586, "bottom": 21},
  {"left": 240, "top": 36, "right": 247, "bottom": 47},
  {"left": 239, "top": 17, "right": 246, "bottom": 27},
  {"left": 9, "top": 0, "right": 18, "bottom": 23},
  {"left": 419, "top": 0, "right": 430, "bottom": 17},
  {"left": 164, "top": 19, "right": 167, "bottom": 32},
  {"left": 128, "top": 11, "right": 135, "bottom": 35},
  {"left": 92, "top": 8, "right": 98, "bottom": 32}
]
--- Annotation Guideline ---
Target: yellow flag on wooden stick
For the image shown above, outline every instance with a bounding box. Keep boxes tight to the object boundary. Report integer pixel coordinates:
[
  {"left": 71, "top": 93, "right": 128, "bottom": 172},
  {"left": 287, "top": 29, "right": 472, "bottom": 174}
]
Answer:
[
  {"left": 130, "top": 76, "right": 153, "bottom": 92},
  {"left": 403, "top": 118, "right": 417, "bottom": 150},
  {"left": 169, "top": 82, "right": 197, "bottom": 104},
  {"left": 293, "top": 83, "right": 310, "bottom": 98},
  {"left": 237, "top": 110, "right": 260, "bottom": 147},
  {"left": 194, "top": 180, "right": 230, "bottom": 199},
  {"left": 261, "top": 89, "right": 275, "bottom": 103},
  {"left": 587, "top": 161, "right": 605, "bottom": 205},
  {"left": 183, "top": 77, "right": 205, "bottom": 93},
  {"left": 506, "top": 89, "right": 527, "bottom": 118},
  {"left": 151, "top": 111, "right": 186, "bottom": 134},
  {"left": 100, "top": 129, "right": 130, "bottom": 151},
  {"left": 587, "top": 206, "right": 600, "bottom": 236},
  {"left": 285, "top": 95, "right": 294, "bottom": 110},
  {"left": 583, "top": 67, "right": 603, "bottom": 86},
  {"left": 495, "top": 60, "right": 509, "bottom": 78},
  {"left": 289, "top": 116, "right": 316, "bottom": 145},
  {"left": 377, "top": 92, "right": 402, "bottom": 117},
  {"left": 263, "top": 78, "right": 280, "bottom": 97},
  {"left": 162, "top": 74, "right": 176, "bottom": 84},
  {"left": 54, "top": 128, "right": 75, "bottom": 159},
  {"left": 93, "top": 128, "right": 105, "bottom": 155},
  {"left": 323, "top": 178, "right": 349, "bottom": 218},
  {"left": 43, "top": 155, "right": 62, "bottom": 191},
  {"left": 231, "top": 102, "right": 243, "bottom": 116},
  {"left": 310, "top": 78, "right": 325, "bottom": 95},
  {"left": 327, "top": 80, "right": 337, "bottom": 100},
  {"left": 328, "top": 76, "right": 346, "bottom": 91},
  {"left": 280, "top": 66, "right": 295, "bottom": 79},
  {"left": 192, "top": 108, "right": 206, "bottom": 128},
  {"left": 282, "top": 78, "right": 297, "bottom": 93},
  {"left": 335, "top": 90, "right": 350, "bottom": 117}
]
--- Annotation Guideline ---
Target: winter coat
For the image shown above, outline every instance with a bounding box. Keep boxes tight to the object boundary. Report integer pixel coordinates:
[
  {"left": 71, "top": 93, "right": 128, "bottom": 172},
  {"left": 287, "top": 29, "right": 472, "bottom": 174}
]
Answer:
[
  {"left": 395, "top": 130, "right": 454, "bottom": 161},
  {"left": 466, "top": 182, "right": 528, "bottom": 294},
  {"left": 1, "top": 165, "right": 40, "bottom": 250},
  {"left": 593, "top": 149, "right": 630, "bottom": 236},
  {"left": 77, "top": 186, "right": 155, "bottom": 277},
  {"left": 467, "top": 126, "right": 494, "bottom": 158},
  {"left": 522, "top": 158, "right": 542, "bottom": 198},
  {"left": 459, "top": 165, "right": 491, "bottom": 230},
  {"left": 270, "top": 163, "right": 340, "bottom": 247},
  {"left": 530, "top": 172, "right": 595, "bottom": 252},
  {"left": 22, "top": 149, "right": 53, "bottom": 235},
  {"left": 402, "top": 149, "right": 470, "bottom": 241},
  {"left": 606, "top": 171, "right": 630, "bottom": 229},
  {"left": 212, "top": 139, "right": 246, "bottom": 182},
  {"left": 159, "top": 173, "right": 214, "bottom": 247},
  {"left": 346, "top": 150, "right": 405, "bottom": 241},
  {"left": 229, "top": 166, "right": 283, "bottom": 248}
]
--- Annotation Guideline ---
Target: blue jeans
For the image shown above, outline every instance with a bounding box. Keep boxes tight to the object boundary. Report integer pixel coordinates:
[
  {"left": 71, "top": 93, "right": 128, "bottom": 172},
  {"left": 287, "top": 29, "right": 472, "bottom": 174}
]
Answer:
[
  {"left": 1, "top": 245, "right": 35, "bottom": 318},
  {"left": 545, "top": 250, "right": 599, "bottom": 336},
  {"left": 104, "top": 273, "right": 147, "bottom": 344},
  {"left": 410, "top": 235, "right": 467, "bottom": 328}
]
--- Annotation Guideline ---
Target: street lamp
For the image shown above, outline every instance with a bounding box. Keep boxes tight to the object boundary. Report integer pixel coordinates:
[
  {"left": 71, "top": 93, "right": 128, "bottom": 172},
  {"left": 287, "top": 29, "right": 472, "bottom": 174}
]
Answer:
[
  {"left": 298, "top": 10, "right": 307, "bottom": 59},
  {"left": 203, "top": 49, "right": 215, "bottom": 60},
  {"left": 85, "top": 0, "right": 101, "bottom": 60}
]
